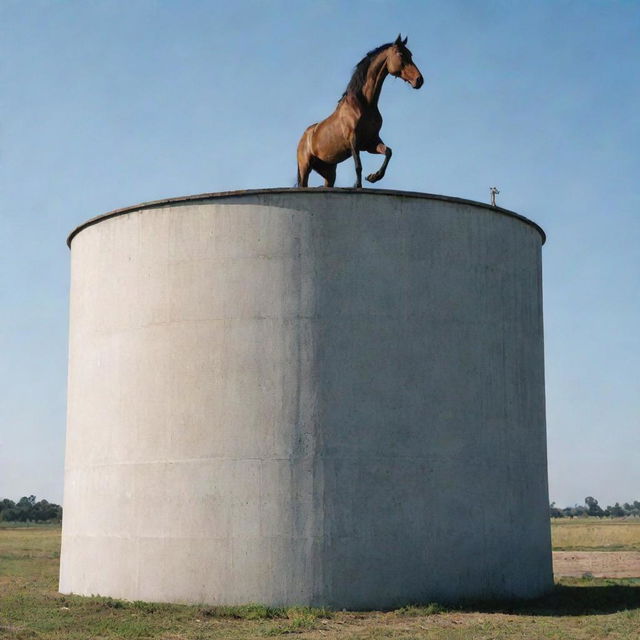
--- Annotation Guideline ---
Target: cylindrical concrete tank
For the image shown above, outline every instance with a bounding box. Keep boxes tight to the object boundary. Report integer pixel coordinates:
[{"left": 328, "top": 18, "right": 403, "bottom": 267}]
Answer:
[{"left": 61, "top": 188, "right": 552, "bottom": 609}]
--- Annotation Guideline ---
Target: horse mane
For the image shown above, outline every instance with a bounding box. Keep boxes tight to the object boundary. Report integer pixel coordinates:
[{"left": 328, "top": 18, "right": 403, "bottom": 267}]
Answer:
[{"left": 340, "top": 42, "right": 393, "bottom": 103}]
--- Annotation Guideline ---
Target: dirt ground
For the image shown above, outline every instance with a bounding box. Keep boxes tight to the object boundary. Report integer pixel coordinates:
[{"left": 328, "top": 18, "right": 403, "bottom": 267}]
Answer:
[{"left": 554, "top": 551, "right": 640, "bottom": 578}]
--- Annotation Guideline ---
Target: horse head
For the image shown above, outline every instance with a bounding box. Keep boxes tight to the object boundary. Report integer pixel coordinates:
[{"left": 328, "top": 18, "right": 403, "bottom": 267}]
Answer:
[{"left": 387, "top": 34, "right": 423, "bottom": 89}]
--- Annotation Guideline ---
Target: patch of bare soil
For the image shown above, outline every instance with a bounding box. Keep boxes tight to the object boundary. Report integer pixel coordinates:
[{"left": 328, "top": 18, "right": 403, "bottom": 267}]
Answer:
[{"left": 553, "top": 551, "right": 640, "bottom": 577}]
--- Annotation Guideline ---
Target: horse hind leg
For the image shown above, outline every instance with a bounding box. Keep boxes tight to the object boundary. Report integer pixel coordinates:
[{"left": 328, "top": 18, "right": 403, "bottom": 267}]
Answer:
[
  {"left": 297, "top": 159, "right": 311, "bottom": 187},
  {"left": 314, "top": 161, "right": 336, "bottom": 188},
  {"left": 297, "top": 125, "right": 316, "bottom": 187},
  {"left": 297, "top": 145, "right": 312, "bottom": 187}
]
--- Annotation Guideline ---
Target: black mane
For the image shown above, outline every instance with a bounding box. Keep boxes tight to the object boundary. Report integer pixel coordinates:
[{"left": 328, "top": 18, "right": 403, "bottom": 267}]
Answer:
[{"left": 340, "top": 42, "right": 392, "bottom": 102}]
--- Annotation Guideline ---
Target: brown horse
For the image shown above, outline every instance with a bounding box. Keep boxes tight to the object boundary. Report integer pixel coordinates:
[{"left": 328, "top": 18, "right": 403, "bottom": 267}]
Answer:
[{"left": 297, "top": 35, "right": 423, "bottom": 189}]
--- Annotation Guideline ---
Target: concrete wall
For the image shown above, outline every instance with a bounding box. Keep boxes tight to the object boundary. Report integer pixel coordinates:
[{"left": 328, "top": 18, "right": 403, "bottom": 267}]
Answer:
[{"left": 60, "top": 189, "right": 552, "bottom": 608}]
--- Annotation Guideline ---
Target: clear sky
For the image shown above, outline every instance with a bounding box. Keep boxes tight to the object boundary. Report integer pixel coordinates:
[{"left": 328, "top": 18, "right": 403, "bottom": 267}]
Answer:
[{"left": 1, "top": 0, "right": 638, "bottom": 508}]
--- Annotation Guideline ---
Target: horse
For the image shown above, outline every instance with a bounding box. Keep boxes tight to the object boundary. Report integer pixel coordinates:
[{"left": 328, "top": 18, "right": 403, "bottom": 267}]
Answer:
[{"left": 297, "top": 35, "right": 423, "bottom": 189}]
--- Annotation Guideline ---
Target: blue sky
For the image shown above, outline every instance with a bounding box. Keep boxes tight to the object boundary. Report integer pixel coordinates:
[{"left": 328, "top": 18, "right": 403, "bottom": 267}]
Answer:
[{"left": 1, "top": 0, "right": 638, "bottom": 508}]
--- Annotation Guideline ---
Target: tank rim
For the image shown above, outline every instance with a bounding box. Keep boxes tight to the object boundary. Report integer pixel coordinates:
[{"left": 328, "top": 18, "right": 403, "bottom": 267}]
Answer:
[{"left": 66, "top": 187, "right": 546, "bottom": 248}]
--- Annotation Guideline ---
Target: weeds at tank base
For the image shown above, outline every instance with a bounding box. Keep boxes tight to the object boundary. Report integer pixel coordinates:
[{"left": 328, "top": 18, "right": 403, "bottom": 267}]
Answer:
[
  {"left": 392, "top": 603, "right": 447, "bottom": 616},
  {"left": 2, "top": 525, "right": 640, "bottom": 639}
]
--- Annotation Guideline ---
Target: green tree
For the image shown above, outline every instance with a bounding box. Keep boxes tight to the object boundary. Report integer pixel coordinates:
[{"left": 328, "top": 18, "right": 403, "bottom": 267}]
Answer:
[
  {"left": 549, "top": 502, "right": 564, "bottom": 518},
  {"left": 585, "top": 496, "right": 605, "bottom": 517},
  {"left": 608, "top": 502, "right": 625, "bottom": 518},
  {"left": 0, "top": 499, "right": 16, "bottom": 521},
  {"left": 0, "top": 495, "right": 61, "bottom": 522}
]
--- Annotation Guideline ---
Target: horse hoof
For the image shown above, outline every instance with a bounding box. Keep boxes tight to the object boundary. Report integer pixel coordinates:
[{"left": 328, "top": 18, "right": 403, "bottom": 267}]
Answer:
[{"left": 366, "top": 173, "right": 379, "bottom": 183}]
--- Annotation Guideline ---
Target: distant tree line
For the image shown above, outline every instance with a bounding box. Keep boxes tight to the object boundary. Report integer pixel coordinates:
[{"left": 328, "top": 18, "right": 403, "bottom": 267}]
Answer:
[
  {"left": 3, "top": 494, "right": 637, "bottom": 522},
  {"left": 0, "top": 495, "right": 62, "bottom": 522},
  {"left": 550, "top": 496, "right": 640, "bottom": 518}
]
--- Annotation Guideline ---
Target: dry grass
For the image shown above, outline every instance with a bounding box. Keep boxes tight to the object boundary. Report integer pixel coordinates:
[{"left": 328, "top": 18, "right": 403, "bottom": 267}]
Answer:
[
  {"left": 552, "top": 518, "right": 640, "bottom": 551},
  {"left": 2, "top": 524, "right": 640, "bottom": 639}
]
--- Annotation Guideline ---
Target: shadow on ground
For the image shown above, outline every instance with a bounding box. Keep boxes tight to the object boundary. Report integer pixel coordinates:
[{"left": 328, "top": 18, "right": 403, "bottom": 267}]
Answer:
[{"left": 457, "top": 581, "right": 640, "bottom": 616}]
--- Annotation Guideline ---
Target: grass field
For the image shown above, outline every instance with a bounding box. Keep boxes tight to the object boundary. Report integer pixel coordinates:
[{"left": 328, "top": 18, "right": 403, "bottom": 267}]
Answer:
[
  {"left": 551, "top": 518, "right": 640, "bottom": 551},
  {"left": 1, "top": 525, "right": 640, "bottom": 639}
]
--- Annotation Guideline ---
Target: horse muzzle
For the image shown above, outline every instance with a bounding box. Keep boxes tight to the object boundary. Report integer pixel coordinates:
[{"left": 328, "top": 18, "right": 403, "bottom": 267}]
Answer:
[{"left": 413, "top": 75, "right": 424, "bottom": 89}]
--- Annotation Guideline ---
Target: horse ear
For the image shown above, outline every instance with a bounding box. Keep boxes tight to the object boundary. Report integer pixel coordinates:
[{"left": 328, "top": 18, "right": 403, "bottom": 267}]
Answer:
[
  {"left": 394, "top": 34, "right": 402, "bottom": 45},
  {"left": 402, "top": 36, "right": 408, "bottom": 45}
]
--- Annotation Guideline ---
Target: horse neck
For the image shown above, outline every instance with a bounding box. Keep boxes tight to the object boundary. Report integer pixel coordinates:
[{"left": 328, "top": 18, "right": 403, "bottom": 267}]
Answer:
[{"left": 361, "top": 49, "right": 390, "bottom": 107}]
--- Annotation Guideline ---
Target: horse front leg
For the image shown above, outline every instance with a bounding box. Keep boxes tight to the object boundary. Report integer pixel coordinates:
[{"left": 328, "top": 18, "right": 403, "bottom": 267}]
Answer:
[
  {"left": 350, "top": 141, "right": 363, "bottom": 189},
  {"left": 366, "top": 142, "right": 392, "bottom": 184}
]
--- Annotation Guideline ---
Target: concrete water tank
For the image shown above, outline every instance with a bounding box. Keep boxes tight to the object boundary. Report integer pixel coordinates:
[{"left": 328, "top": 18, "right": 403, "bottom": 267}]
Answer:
[{"left": 60, "top": 188, "right": 552, "bottom": 608}]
